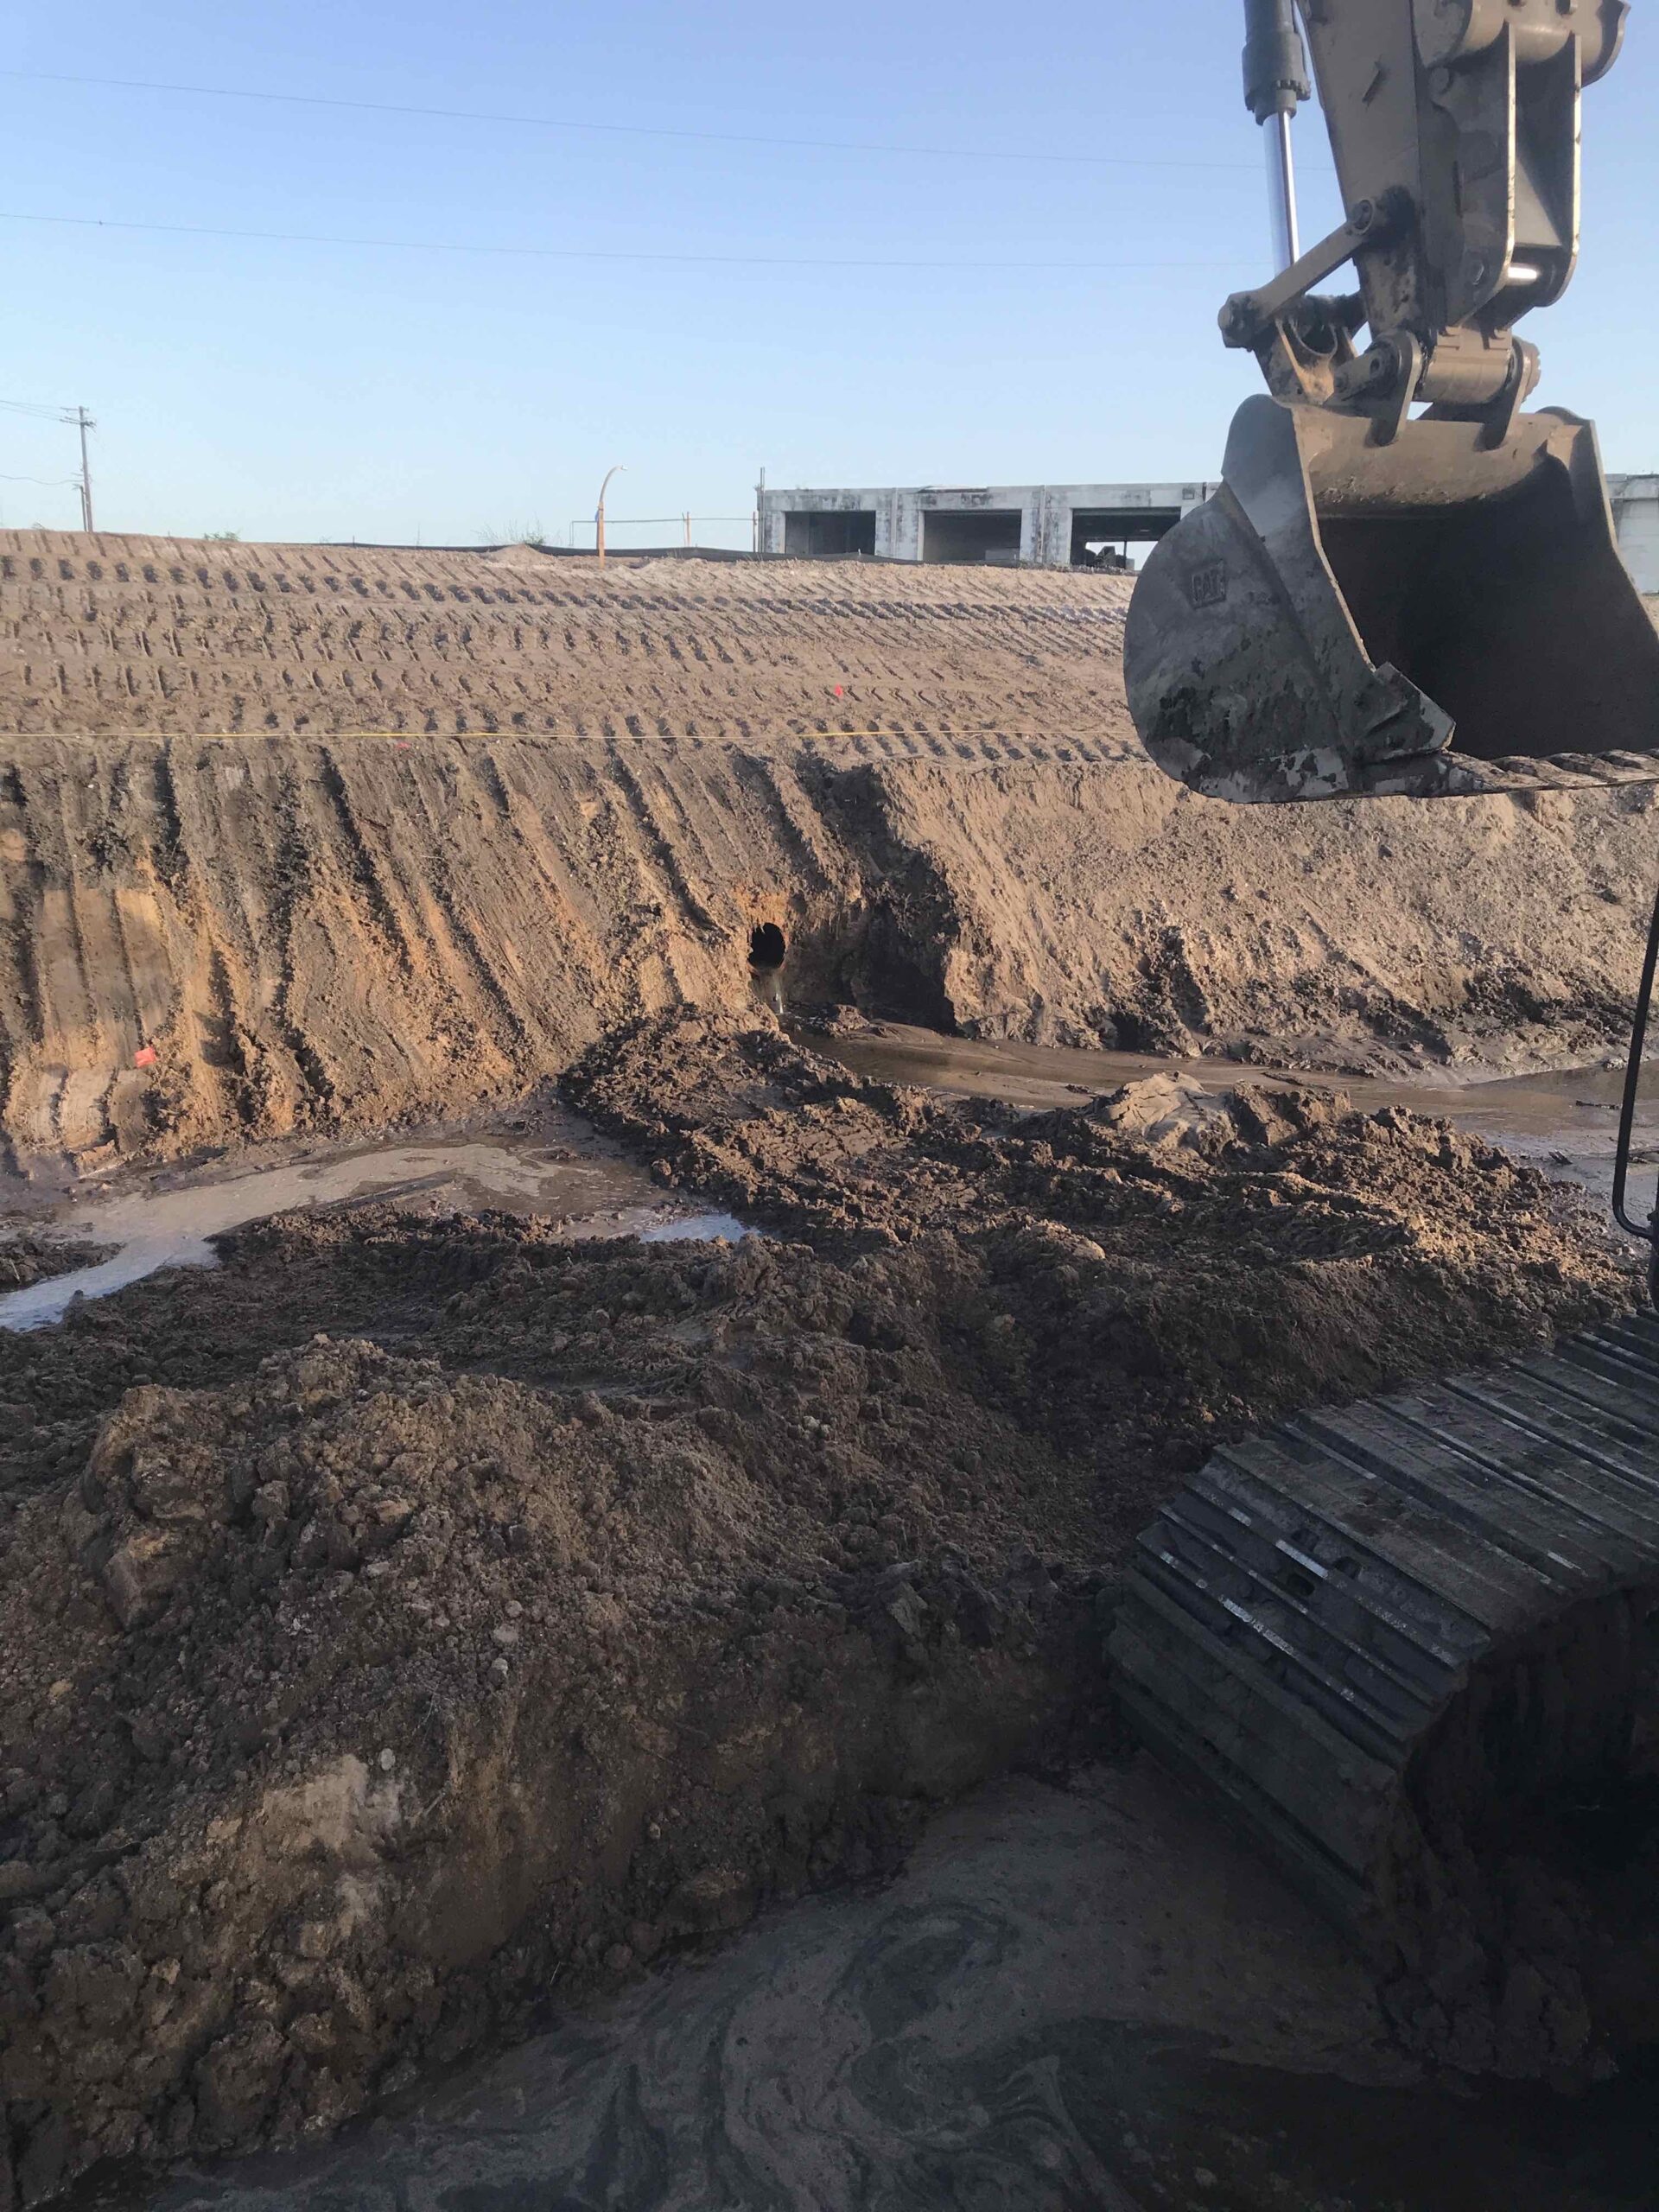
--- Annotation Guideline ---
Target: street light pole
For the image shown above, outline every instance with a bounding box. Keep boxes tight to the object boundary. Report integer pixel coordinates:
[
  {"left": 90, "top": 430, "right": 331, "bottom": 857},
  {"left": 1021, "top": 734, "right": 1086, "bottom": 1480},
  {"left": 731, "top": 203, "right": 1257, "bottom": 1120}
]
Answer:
[{"left": 595, "top": 464, "right": 625, "bottom": 568}]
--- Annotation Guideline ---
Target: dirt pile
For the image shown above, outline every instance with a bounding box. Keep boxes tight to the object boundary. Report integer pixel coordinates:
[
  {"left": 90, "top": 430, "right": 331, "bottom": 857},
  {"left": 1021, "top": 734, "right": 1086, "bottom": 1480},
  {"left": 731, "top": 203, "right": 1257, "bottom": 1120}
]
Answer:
[
  {"left": 0, "top": 1234, "right": 107, "bottom": 1293},
  {"left": 0, "top": 1018, "right": 1636, "bottom": 2198},
  {"left": 2, "top": 533, "right": 1656, "bottom": 1176},
  {"left": 0, "top": 1236, "right": 1112, "bottom": 2204}
]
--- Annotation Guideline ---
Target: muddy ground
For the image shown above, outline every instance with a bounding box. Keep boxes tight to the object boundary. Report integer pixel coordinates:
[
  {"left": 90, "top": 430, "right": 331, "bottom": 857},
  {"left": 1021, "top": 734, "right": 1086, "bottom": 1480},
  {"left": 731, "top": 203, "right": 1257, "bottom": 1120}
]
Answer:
[
  {"left": 0, "top": 1017, "right": 1640, "bottom": 2204},
  {"left": 140, "top": 1767, "right": 1659, "bottom": 2212},
  {"left": 1, "top": 531, "right": 1656, "bottom": 2203},
  {"left": 0, "top": 1235, "right": 108, "bottom": 1294},
  {"left": 3, "top": 534, "right": 1657, "bottom": 1175}
]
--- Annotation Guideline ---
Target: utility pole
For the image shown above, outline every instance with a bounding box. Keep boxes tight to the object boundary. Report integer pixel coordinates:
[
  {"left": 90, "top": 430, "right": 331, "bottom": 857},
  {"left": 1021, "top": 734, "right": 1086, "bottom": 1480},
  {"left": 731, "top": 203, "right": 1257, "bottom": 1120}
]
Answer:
[
  {"left": 595, "top": 463, "right": 625, "bottom": 568},
  {"left": 63, "top": 406, "right": 95, "bottom": 531},
  {"left": 755, "top": 467, "right": 766, "bottom": 556}
]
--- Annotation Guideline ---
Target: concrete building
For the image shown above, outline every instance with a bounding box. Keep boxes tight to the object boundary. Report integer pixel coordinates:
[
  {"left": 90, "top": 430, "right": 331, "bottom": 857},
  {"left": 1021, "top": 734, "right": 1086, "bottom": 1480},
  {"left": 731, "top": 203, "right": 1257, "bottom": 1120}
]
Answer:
[
  {"left": 759, "top": 475, "right": 1659, "bottom": 588},
  {"left": 757, "top": 483, "right": 1215, "bottom": 570},
  {"left": 1611, "top": 476, "right": 1659, "bottom": 592}
]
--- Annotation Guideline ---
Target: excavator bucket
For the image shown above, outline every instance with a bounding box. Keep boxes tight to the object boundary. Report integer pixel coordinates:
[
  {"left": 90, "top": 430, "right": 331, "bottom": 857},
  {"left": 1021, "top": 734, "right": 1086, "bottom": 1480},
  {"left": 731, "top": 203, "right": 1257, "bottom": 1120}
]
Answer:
[{"left": 1124, "top": 394, "right": 1659, "bottom": 801}]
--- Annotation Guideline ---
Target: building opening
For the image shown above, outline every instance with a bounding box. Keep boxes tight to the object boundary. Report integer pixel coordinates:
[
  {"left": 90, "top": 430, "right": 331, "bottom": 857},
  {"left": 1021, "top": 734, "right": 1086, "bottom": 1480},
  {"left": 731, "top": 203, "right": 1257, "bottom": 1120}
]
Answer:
[
  {"left": 1069, "top": 506, "right": 1184, "bottom": 571},
  {"left": 921, "top": 510, "right": 1023, "bottom": 565},
  {"left": 783, "top": 511, "right": 876, "bottom": 558}
]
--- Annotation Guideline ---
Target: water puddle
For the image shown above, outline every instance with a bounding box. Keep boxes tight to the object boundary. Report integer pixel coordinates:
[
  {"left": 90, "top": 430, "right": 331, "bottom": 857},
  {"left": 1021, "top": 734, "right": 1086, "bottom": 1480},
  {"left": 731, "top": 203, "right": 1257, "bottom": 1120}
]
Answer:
[
  {"left": 642, "top": 1211, "right": 753, "bottom": 1243},
  {"left": 0, "top": 1110, "right": 753, "bottom": 1332},
  {"left": 3, "top": 1026, "right": 1648, "bottom": 1332}
]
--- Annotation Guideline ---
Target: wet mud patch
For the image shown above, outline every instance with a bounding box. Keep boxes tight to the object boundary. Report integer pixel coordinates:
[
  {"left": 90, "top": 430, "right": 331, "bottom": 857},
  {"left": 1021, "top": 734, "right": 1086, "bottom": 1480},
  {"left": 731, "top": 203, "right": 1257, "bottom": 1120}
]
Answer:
[
  {"left": 0, "top": 1016, "right": 1641, "bottom": 2199},
  {"left": 132, "top": 1766, "right": 1659, "bottom": 2212}
]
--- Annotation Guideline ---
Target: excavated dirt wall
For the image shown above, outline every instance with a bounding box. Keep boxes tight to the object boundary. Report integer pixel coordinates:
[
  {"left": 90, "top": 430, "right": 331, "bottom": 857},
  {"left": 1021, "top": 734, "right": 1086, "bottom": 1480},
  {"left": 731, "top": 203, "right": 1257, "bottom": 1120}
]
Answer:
[
  {"left": 1, "top": 533, "right": 1656, "bottom": 1173},
  {"left": 3, "top": 733, "right": 1656, "bottom": 1175}
]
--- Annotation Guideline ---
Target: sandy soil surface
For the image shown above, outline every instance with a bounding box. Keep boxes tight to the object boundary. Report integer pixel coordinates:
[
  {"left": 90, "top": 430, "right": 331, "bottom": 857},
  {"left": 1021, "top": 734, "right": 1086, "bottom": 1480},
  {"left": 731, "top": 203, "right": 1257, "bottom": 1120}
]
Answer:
[
  {"left": 0, "top": 535, "right": 1139, "bottom": 748},
  {"left": 0, "top": 1019, "right": 1637, "bottom": 2203},
  {"left": 2, "top": 534, "right": 1656, "bottom": 1176}
]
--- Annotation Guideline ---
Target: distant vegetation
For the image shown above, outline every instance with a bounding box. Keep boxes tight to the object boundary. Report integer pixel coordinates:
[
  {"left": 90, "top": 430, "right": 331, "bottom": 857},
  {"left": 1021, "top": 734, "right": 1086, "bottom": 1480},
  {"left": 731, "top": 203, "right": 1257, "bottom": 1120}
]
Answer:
[
  {"left": 480, "top": 521, "right": 547, "bottom": 548},
  {"left": 204, "top": 531, "right": 240, "bottom": 543}
]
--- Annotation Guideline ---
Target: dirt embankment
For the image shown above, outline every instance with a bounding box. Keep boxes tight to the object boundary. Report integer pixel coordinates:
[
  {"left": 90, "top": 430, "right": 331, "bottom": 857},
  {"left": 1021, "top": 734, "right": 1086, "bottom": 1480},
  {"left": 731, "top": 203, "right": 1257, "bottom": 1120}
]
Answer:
[
  {"left": 0, "top": 1020, "right": 1635, "bottom": 2202},
  {"left": 0, "top": 533, "right": 1140, "bottom": 747},
  {"left": 1, "top": 533, "right": 1656, "bottom": 1175}
]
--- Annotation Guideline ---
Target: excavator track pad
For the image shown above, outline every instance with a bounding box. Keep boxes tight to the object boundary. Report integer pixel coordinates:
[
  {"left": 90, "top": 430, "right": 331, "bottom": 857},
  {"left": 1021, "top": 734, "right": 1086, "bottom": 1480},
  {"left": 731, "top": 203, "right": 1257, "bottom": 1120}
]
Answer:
[{"left": 1111, "top": 1309, "right": 1659, "bottom": 2077}]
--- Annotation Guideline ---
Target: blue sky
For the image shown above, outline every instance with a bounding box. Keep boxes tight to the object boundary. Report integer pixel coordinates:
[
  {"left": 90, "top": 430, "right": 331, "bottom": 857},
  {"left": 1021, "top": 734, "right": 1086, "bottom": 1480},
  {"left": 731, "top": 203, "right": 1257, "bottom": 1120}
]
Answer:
[{"left": 2, "top": 0, "right": 1654, "bottom": 544}]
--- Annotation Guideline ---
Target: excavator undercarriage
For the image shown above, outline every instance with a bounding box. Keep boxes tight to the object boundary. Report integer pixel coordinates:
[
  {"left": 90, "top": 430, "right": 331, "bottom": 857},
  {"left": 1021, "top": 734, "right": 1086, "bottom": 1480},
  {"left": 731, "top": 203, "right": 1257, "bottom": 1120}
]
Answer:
[
  {"left": 1111, "top": 1313, "right": 1659, "bottom": 2074},
  {"left": 1116, "top": 0, "right": 1659, "bottom": 2075}
]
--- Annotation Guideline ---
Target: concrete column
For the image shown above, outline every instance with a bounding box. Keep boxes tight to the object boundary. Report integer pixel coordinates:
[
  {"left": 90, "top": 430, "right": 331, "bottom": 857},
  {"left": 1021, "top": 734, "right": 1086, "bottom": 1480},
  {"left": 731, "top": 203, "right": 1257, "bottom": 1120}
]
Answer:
[
  {"left": 1032, "top": 486, "right": 1071, "bottom": 567},
  {"left": 1613, "top": 478, "right": 1659, "bottom": 593},
  {"left": 893, "top": 491, "right": 923, "bottom": 563}
]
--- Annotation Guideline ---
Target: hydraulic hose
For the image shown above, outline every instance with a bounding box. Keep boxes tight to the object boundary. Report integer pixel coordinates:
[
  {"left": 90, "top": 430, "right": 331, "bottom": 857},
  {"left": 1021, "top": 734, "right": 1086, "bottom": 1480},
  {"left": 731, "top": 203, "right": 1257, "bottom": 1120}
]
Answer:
[{"left": 1611, "top": 874, "right": 1659, "bottom": 1306}]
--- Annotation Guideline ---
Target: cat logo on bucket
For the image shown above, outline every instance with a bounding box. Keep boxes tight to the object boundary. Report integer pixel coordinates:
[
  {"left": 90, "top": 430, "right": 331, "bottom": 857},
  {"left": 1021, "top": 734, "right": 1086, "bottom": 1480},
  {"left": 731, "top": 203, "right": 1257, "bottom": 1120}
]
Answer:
[{"left": 1188, "top": 562, "right": 1228, "bottom": 611}]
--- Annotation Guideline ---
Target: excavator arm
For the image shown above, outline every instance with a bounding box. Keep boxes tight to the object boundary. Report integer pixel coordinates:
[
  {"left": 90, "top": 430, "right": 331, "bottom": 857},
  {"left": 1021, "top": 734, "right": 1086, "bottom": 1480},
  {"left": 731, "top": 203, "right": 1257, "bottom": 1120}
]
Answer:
[
  {"left": 1237, "top": 0, "right": 1629, "bottom": 429},
  {"left": 1124, "top": 0, "right": 1659, "bottom": 803}
]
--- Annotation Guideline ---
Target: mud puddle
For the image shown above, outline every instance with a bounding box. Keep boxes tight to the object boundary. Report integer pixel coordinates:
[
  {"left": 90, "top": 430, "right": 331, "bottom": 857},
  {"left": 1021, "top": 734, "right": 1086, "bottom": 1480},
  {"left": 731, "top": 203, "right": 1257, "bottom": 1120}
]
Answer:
[
  {"left": 0, "top": 1110, "right": 753, "bottom": 1331},
  {"left": 806, "top": 1020, "right": 1659, "bottom": 1224},
  {"left": 124, "top": 1764, "right": 1649, "bottom": 2212}
]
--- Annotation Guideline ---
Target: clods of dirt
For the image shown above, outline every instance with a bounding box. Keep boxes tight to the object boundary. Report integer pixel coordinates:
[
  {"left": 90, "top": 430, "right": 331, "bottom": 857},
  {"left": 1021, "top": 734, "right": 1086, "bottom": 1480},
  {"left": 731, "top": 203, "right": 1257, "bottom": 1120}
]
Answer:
[
  {"left": 0, "top": 1019, "right": 1639, "bottom": 2202},
  {"left": 0, "top": 1233, "right": 112, "bottom": 1294},
  {"left": 0, "top": 1230, "right": 1116, "bottom": 2204}
]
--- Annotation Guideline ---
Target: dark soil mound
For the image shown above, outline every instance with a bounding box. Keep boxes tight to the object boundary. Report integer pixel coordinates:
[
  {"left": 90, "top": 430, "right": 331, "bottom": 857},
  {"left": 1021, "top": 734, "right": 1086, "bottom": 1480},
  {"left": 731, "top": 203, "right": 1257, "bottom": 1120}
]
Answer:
[
  {"left": 0, "top": 1020, "right": 1636, "bottom": 2202},
  {"left": 0, "top": 1235, "right": 111, "bottom": 1294}
]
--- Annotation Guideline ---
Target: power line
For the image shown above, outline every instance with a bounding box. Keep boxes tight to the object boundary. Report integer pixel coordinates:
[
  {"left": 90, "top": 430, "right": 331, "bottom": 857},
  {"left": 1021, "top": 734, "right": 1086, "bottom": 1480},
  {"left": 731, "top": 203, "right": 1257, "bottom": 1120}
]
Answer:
[
  {"left": 0, "top": 209, "right": 1239, "bottom": 273},
  {"left": 0, "top": 67, "right": 1289, "bottom": 174}
]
